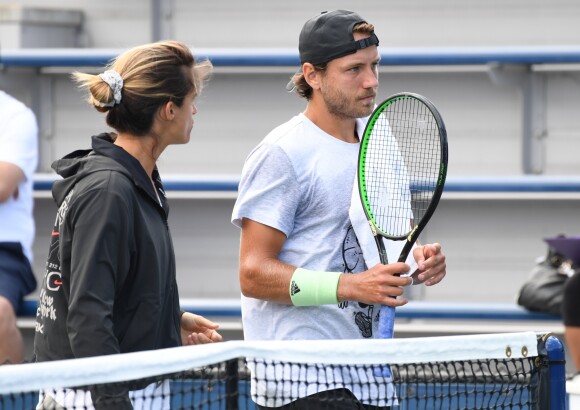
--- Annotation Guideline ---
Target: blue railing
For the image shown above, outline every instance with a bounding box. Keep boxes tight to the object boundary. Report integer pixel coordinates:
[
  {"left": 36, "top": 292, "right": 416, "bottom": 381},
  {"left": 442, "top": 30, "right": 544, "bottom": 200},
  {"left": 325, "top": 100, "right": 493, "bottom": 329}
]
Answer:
[
  {"left": 33, "top": 174, "right": 580, "bottom": 194},
  {"left": 33, "top": 175, "right": 241, "bottom": 192},
  {"left": 18, "top": 298, "right": 560, "bottom": 322},
  {"left": 3, "top": 45, "right": 580, "bottom": 67},
  {"left": 444, "top": 176, "right": 580, "bottom": 193}
]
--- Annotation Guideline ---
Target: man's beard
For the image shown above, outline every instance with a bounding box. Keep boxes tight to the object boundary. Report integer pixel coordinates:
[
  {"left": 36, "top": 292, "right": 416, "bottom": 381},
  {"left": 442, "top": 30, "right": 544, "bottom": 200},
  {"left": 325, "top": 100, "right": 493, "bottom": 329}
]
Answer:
[{"left": 321, "top": 83, "right": 376, "bottom": 120}]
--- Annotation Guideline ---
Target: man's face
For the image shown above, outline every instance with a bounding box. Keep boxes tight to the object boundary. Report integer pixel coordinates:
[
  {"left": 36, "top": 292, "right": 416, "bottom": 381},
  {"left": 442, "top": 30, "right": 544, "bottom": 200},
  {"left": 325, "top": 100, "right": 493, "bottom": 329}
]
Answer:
[{"left": 319, "top": 32, "right": 380, "bottom": 119}]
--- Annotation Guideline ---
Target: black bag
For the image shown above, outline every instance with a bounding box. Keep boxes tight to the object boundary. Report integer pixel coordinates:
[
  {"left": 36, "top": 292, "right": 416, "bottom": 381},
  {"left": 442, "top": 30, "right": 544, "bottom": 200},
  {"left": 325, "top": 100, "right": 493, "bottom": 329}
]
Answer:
[{"left": 517, "top": 246, "right": 573, "bottom": 315}]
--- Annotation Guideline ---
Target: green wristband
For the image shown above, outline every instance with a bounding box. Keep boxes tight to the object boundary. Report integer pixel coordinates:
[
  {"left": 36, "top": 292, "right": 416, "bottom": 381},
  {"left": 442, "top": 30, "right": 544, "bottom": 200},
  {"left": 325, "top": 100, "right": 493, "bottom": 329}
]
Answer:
[{"left": 289, "top": 268, "right": 341, "bottom": 306}]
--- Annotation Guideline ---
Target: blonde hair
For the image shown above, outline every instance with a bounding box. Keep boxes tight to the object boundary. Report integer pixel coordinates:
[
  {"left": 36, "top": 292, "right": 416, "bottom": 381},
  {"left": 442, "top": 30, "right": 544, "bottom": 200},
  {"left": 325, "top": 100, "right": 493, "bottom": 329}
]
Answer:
[{"left": 72, "top": 40, "right": 212, "bottom": 135}]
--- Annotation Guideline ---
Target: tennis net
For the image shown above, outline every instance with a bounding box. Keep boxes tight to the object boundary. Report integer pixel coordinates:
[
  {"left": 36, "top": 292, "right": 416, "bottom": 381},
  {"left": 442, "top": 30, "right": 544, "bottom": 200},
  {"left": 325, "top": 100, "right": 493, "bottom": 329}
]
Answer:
[{"left": 0, "top": 331, "right": 565, "bottom": 409}]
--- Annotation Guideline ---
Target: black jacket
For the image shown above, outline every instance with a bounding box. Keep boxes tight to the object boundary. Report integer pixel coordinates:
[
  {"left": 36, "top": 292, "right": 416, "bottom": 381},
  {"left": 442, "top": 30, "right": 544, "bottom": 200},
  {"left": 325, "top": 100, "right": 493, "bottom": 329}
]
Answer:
[{"left": 34, "top": 133, "right": 181, "bottom": 362}]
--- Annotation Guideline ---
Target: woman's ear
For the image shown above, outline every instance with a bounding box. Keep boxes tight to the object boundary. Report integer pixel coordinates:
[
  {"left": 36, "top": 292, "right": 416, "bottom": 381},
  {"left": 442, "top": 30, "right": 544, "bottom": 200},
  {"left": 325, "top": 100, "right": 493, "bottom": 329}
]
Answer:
[{"left": 159, "top": 100, "right": 175, "bottom": 121}]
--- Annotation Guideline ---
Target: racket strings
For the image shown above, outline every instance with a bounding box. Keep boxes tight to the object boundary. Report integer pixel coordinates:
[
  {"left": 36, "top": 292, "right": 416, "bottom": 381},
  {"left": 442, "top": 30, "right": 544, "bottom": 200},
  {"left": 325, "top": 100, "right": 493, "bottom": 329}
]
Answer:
[{"left": 363, "top": 97, "right": 441, "bottom": 237}]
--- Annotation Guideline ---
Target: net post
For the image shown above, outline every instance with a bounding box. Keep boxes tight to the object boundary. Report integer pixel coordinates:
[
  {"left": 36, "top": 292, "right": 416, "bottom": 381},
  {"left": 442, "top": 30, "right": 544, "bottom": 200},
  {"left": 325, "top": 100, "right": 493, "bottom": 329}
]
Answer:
[
  {"left": 537, "top": 333, "right": 566, "bottom": 409},
  {"left": 225, "top": 358, "right": 240, "bottom": 410}
]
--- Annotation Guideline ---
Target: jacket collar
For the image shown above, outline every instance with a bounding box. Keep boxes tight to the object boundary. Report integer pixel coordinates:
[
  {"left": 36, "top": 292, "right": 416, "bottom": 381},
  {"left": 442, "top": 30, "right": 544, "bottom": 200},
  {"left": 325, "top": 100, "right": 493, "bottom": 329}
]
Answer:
[{"left": 92, "top": 133, "right": 168, "bottom": 213}]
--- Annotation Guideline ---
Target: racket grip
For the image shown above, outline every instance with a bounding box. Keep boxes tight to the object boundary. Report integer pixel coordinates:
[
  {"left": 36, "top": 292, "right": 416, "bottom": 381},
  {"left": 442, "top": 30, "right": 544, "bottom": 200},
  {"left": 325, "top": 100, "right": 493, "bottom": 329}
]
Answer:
[
  {"left": 374, "top": 305, "right": 395, "bottom": 378},
  {"left": 377, "top": 305, "right": 395, "bottom": 339}
]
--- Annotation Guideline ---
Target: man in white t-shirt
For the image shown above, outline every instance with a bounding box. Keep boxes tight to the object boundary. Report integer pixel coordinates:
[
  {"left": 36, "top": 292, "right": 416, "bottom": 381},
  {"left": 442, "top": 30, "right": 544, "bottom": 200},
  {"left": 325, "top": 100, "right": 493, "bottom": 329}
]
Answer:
[
  {"left": 232, "top": 10, "right": 447, "bottom": 409},
  {"left": 0, "top": 90, "right": 38, "bottom": 364}
]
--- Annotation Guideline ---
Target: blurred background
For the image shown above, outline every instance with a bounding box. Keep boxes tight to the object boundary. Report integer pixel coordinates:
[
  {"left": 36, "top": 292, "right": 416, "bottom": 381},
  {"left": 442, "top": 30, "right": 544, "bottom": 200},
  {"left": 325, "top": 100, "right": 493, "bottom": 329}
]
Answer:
[{"left": 2, "top": 0, "right": 580, "bottom": 361}]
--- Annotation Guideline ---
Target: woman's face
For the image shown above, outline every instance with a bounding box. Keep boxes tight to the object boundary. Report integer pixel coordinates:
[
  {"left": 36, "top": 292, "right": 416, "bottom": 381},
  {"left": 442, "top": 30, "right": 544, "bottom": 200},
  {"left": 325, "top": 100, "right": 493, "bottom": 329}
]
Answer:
[{"left": 168, "top": 87, "right": 198, "bottom": 146}]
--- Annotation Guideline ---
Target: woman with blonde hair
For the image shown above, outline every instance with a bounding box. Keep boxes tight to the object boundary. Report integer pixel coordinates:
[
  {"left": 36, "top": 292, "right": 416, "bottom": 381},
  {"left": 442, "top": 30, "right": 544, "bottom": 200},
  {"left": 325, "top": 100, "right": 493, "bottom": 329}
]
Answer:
[{"left": 33, "top": 41, "right": 221, "bottom": 409}]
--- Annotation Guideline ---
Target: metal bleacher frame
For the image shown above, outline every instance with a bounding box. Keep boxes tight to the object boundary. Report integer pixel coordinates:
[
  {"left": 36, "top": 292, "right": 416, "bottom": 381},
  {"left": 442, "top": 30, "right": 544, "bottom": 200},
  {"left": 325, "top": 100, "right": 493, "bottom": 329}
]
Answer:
[
  {"left": 6, "top": 47, "right": 576, "bottom": 366},
  {"left": 20, "top": 173, "right": 569, "bottom": 354},
  {"left": 24, "top": 173, "right": 572, "bottom": 325},
  {"left": 4, "top": 45, "right": 580, "bottom": 174}
]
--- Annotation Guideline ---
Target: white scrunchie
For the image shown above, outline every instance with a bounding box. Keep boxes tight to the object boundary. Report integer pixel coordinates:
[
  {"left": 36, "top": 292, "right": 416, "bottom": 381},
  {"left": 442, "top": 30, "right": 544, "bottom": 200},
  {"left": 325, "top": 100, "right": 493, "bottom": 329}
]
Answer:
[{"left": 98, "top": 70, "right": 123, "bottom": 107}]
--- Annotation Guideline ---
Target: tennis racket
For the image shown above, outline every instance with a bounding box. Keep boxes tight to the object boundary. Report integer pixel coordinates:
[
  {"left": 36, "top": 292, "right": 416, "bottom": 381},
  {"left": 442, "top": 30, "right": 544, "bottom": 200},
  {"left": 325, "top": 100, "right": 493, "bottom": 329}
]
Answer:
[{"left": 358, "top": 92, "right": 448, "bottom": 341}]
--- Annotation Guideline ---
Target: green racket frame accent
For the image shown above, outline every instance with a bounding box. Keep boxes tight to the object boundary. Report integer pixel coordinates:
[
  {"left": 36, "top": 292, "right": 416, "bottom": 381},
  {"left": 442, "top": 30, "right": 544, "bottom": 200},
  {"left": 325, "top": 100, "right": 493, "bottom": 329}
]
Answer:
[
  {"left": 358, "top": 92, "right": 448, "bottom": 242},
  {"left": 358, "top": 96, "right": 399, "bottom": 238}
]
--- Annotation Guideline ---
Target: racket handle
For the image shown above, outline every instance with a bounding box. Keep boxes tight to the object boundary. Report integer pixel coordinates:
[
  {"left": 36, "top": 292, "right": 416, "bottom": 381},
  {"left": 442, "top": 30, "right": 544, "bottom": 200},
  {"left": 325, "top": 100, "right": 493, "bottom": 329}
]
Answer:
[
  {"left": 374, "top": 305, "right": 395, "bottom": 378},
  {"left": 377, "top": 305, "right": 395, "bottom": 339}
]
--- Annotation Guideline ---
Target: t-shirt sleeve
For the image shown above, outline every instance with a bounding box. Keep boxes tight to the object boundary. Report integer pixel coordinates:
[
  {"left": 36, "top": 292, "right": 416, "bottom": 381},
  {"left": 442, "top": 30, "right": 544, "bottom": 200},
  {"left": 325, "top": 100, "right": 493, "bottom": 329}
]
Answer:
[
  {"left": 0, "top": 108, "right": 38, "bottom": 179},
  {"left": 232, "top": 144, "right": 300, "bottom": 237}
]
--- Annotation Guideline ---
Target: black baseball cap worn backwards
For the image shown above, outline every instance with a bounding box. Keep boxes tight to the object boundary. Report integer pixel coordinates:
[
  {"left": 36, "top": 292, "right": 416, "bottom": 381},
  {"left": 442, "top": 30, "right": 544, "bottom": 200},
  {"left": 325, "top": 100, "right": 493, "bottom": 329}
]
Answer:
[{"left": 299, "top": 9, "right": 379, "bottom": 65}]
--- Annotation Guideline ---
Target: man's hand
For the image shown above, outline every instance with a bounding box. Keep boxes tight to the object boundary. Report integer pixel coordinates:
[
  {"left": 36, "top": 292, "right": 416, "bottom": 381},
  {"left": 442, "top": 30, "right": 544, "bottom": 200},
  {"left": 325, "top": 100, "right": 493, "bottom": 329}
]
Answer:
[
  {"left": 412, "top": 243, "right": 446, "bottom": 286},
  {"left": 337, "top": 262, "right": 412, "bottom": 307}
]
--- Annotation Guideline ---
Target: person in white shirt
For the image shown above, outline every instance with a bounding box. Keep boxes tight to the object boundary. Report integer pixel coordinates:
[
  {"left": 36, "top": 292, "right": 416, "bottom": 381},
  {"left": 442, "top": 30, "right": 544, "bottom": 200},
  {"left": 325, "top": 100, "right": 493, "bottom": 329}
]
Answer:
[
  {"left": 0, "top": 90, "right": 38, "bottom": 364},
  {"left": 232, "top": 10, "right": 447, "bottom": 409}
]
